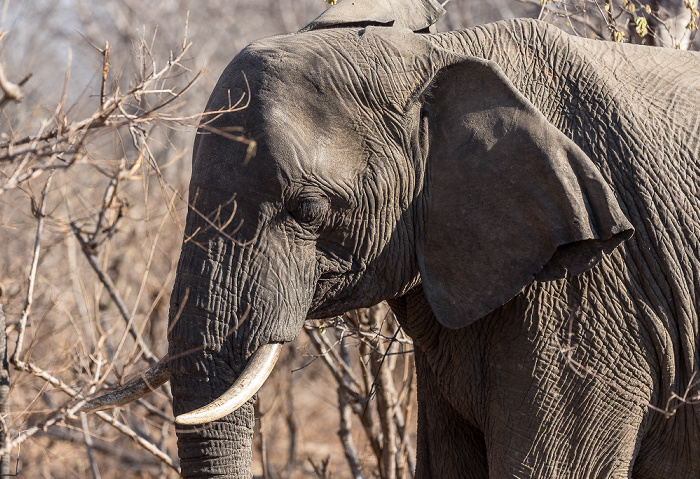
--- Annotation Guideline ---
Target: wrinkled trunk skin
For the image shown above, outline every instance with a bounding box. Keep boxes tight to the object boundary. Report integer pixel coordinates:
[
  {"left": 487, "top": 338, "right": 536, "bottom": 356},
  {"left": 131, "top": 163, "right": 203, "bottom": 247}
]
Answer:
[
  {"left": 168, "top": 230, "right": 286, "bottom": 477},
  {"left": 167, "top": 190, "right": 309, "bottom": 478},
  {"left": 168, "top": 237, "right": 255, "bottom": 479}
]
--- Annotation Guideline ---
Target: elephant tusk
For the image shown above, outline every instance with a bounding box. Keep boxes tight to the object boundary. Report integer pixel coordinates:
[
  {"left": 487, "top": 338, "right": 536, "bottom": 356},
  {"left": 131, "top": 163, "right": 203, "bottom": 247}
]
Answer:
[
  {"left": 81, "top": 355, "right": 170, "bottom": 412},
  {"left": 175, "top": 342, "right": 283, "bottom": 425}
]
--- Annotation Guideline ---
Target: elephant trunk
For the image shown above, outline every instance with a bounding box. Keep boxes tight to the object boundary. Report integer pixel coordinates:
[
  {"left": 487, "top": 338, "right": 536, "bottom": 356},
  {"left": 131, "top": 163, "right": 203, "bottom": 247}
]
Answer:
[
  {"left": 173, "top": 385, "right": 255, "bottom": 478},
  {"left": 176, "top": 342, "right": 282, "bottom": 425},
  {"left": 167, "top": 211, "right": 309, "bottom": 478},
  {"left": 168, "top": 238, "right": 258, "bottom": 478}
]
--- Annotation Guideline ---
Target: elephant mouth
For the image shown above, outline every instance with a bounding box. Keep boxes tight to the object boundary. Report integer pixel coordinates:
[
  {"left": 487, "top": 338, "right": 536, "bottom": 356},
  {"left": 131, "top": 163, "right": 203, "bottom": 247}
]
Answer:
[
  {"left": 317, "top": 259, "right": 367, "bottom": 284},
  {"left": 308, "top": 267, "right": 367, "bottom": 318},
  {"left": 316, "top": 266, "right": 364, "bottom": 294}
]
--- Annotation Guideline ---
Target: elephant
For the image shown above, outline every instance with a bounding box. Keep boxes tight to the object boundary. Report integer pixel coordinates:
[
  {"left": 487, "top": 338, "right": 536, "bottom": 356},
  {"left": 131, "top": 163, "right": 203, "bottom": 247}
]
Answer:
[{"left": 83, "top": 0, "right": 700, "bottom": 477}]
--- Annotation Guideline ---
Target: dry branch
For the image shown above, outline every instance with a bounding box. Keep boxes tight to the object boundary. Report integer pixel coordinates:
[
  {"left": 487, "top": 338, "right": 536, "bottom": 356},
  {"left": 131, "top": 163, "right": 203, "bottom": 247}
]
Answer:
[
  {"left": 71, "top": 222, "right": 159, "bottom": 365},
  {"left": 305, "top": 305, "right": 415, "bottom": 479},
  {"left": 0, "top": 294, "right": 9, "bottom": 476},
  {"left": 7, "top": 358, "right": 178, "bottom": 472},
  {"left": 11, "top": 174, "right": 52, "bottom": 364}
]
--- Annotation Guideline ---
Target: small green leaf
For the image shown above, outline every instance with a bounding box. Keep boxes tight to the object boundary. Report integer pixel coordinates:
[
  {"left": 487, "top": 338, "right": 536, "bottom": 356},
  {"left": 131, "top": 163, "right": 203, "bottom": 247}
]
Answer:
[{"left": 635, "top": 17, "right": 648, "bottom": 37}]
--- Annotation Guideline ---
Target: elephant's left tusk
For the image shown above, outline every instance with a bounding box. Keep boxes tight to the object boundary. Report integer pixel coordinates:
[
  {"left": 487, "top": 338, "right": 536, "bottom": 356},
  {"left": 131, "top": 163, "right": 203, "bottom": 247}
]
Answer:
[
  {"left": 175, "top": 342, "right": 283, "bottom": 425},
  {"left": 81, "top": 355, "right": 170, "bottom": 412}
]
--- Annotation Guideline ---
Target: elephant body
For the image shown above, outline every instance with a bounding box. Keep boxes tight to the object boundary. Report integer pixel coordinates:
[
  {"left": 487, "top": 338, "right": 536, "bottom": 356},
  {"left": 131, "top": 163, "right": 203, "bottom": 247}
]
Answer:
[
  {"left": 163, "top": 8, "right": 700, "bottom": 479},
  {"left": 391, "top": 20, "right": 700, "bottom": 478}
]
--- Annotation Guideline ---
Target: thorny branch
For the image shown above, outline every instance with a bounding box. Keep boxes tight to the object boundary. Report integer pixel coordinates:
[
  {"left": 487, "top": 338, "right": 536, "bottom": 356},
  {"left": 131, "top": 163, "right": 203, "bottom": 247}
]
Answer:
[
  {"left": 11, "top": 174, "right": 53, "bottom": 365},
  {"left": 0, "top": 22, "right": 205, "bottom": 474},
  {"left": 303, "top": 305, "right": 416, "bottom": 479}
]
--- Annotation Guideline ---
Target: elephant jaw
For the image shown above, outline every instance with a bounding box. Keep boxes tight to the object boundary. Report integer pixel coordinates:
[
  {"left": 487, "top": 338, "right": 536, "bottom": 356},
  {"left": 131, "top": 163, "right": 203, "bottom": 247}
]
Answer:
[
  {"left": 80, "top": 343, "right": 283, "bottom": 424},
  {"left": 175, "top": 342, "right": 283, "bottom": 425}
]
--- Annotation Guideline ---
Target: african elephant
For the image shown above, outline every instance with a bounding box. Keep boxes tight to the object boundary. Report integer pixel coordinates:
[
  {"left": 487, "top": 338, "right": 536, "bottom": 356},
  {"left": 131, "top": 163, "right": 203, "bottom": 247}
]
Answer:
[{"left": 83, "top": 0, "right": 700, "bottom": 477}]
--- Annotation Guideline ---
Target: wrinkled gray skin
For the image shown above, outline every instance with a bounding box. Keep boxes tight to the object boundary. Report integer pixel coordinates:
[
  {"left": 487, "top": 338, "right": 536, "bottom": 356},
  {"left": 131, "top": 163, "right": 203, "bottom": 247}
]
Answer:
[{"left": 167, "top": 12, "right": 700, "bottom": 479}]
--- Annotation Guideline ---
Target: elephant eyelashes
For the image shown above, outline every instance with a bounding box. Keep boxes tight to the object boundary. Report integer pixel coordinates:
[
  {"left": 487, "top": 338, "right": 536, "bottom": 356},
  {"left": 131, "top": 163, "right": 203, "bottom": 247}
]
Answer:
[{"left": 291, "top": 196, "right": 330, "bottom": 226}]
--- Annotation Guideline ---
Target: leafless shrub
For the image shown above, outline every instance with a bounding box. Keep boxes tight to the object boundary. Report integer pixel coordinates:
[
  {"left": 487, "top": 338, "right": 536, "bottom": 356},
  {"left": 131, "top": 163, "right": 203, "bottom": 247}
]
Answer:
[
  {"left": 302, "top": 305, "right": 416, "bottom": 479},
  {"left": 0, "top": 16, "right": 208, "bottom": 478},
  {"left": 0, "top": 1, "right": 418, "bottom": 476}
]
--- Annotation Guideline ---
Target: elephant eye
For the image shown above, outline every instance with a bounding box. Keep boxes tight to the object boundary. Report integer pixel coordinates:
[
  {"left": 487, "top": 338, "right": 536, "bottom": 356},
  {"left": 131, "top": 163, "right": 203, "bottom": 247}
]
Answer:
[{"left": 291, "top": 196, "right": 330, "bottom": 225}]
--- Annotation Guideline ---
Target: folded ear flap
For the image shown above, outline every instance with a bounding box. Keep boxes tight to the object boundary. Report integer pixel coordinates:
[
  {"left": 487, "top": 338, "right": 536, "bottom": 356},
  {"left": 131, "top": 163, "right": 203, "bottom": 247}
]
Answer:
[
  {"left": 301, "top": 0, "right": 445, "bottom": 33},
  {"left": 418, "top": 58, "right": 633, "bottom": 329}
]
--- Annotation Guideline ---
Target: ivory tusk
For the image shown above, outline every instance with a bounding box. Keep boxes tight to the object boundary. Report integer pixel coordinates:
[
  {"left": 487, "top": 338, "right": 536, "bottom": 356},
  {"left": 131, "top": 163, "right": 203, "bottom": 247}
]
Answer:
[
  {"left": 81, "top": 355, "right": 170, "bottom": 412},
  {"left": 175, "top": 343, "right": 283, "bottom": 425}
]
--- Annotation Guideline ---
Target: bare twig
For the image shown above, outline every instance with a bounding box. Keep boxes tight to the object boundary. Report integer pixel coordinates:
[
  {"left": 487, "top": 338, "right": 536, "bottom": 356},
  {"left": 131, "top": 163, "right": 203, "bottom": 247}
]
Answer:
[
  {"left": 80, "top": 412, "right": 102, "bottom": 479},
  {"left": 308, "top": 455, "right": 331, "bottom": 479},
  {"left": 285, "top": 369, "right": 298, "bottom": 477},
  {"left": 11, "top": 173, "right": 53, "bottom": 364},
  {"left": 7, "top": 358, "right": 178, "bottom": 471},
  {"left": 338, "top": 334, "right": 364, "bottom": 479},
  {"left": 71, "top": 222, "right": 159, "bottom": 365},
  {"left": 369, "top": 308, "right": 397, "bottom": 479},
  {"left": 99, "top": 41, "right": 110, "bottom": 114},
  {"left": 0, "top": 293, "right": 10, "bottom": 476}
]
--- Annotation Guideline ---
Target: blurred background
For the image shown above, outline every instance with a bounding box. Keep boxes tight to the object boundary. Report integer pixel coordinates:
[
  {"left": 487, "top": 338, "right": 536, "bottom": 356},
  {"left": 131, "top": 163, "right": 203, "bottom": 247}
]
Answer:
[{"left": 0, "top": 0, "right": 696, "bottom": 477}]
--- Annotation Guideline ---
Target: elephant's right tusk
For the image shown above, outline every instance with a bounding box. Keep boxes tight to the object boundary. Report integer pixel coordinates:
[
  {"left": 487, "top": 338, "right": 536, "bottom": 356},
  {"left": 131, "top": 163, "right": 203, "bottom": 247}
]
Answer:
[
  {"left": 81, "top": 355, "right": 170, "bottom": 412},
  {"left": 175, "top": 342, "right": 283, "bottom": 425}
]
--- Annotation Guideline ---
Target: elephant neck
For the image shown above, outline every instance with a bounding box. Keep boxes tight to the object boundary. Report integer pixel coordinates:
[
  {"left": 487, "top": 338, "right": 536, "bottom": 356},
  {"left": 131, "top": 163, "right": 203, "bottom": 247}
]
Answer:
[
  {"left": 428, "top": 19, "right": 571, "bottom": 117},
  {"left": 387, "top": 286, "right": 441, "bottom": 352}
]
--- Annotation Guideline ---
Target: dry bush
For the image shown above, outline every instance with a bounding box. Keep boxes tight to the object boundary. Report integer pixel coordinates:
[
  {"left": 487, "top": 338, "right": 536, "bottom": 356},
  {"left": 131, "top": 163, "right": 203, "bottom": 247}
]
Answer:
[
  {"left": 254, "top": 305, "right": 416, "bottom": 479},
  {"left": 533, "top": 0, "right": 699, "bottom": 48},
  {"left": 0, "top": 20, "right": 200, "bottom": 479}
]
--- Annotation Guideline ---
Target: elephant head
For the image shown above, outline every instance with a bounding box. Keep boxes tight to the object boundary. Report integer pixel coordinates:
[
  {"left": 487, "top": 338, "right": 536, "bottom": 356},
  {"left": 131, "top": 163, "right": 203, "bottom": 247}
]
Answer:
[{"left": 83, "top": 1, "right": 633, "bottom": 477}]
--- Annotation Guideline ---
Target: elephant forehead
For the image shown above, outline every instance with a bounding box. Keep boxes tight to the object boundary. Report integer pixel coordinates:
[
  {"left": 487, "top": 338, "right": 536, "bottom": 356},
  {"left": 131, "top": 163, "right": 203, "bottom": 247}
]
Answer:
[
  {"left": 244, "top": 27, "right": 429, "bottom": 111},
  {"left": 258, "top": 81, "right": 368, "bottom": 183}
]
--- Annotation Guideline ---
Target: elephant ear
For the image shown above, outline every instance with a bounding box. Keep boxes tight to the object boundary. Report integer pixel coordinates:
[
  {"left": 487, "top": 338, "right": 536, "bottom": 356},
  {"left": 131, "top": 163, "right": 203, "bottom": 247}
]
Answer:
[
  {"left": 301, "top": 0, "right": 445, "bottom": 33},
  {"left": 418, "top": 57, "right": 634, "bottom": 329}
]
